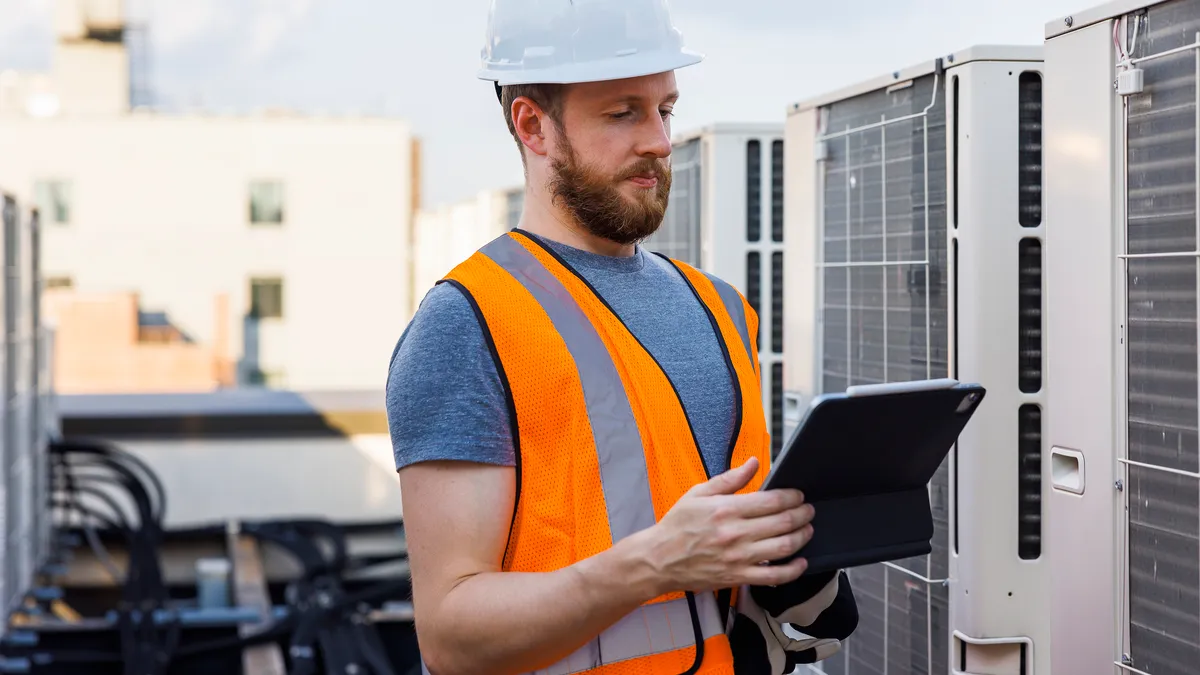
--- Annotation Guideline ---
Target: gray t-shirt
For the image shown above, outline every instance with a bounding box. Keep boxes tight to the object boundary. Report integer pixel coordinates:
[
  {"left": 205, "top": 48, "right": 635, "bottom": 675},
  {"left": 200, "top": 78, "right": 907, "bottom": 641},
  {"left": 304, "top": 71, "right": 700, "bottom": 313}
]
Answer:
[{"left": 386, "top": 233, "right": 737, "bottom": 477}]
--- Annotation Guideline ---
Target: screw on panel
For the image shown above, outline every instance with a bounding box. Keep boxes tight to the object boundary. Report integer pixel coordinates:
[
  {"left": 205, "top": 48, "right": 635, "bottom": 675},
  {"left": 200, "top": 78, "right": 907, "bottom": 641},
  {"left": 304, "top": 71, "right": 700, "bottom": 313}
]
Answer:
[
  {"left": 1115, "top": 479, "right": 1125, "bottom": 491},
  {"left": 1065, "top": 16, "right": 1074, "bottom": 27}
]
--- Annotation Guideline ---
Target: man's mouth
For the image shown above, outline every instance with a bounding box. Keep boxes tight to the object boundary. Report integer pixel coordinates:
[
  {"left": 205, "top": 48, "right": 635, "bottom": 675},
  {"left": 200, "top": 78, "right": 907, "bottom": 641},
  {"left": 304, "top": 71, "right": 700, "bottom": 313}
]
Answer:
[{"left": 626, "top": 172, "right": 658, "bottom": 188}]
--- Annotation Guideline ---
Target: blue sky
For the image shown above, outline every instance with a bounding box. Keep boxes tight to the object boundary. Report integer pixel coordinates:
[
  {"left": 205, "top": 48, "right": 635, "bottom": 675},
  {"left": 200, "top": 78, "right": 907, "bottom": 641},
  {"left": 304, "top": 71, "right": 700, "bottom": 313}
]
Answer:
[{"left": 1, "top": 0, "right": 1090, "bottom": 207}]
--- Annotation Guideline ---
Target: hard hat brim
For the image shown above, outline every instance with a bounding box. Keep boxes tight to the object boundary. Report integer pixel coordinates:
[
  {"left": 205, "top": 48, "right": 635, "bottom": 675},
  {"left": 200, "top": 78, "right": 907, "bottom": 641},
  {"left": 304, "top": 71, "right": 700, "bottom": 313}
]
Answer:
[{"left": 479, "top": 48, "right": 704, "bottom": 86}]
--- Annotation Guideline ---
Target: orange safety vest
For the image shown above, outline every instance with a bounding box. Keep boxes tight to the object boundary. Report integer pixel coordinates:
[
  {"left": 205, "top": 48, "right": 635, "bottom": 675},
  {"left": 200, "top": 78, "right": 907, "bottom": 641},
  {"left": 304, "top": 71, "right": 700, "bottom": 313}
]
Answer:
[{"left": 441, "top": 230, "right": 772, "bottom": 675}]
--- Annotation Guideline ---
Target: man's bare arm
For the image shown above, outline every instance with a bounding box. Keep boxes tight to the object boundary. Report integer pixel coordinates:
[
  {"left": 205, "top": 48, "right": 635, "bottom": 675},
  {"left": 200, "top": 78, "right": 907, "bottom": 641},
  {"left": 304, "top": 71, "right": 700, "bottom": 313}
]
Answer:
[
  {"left": 399, "top": 457, "right": 816, "bottom": 675},
  {"left": 398, "top": 460, "right": 660, "bottom": 675}
]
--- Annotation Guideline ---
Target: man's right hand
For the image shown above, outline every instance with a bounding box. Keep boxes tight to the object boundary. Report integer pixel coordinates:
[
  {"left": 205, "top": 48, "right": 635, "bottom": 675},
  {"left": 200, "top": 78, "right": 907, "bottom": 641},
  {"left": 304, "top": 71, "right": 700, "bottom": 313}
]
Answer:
[{"left": 632, "top": 457, "right": 815, "bottom": 596}]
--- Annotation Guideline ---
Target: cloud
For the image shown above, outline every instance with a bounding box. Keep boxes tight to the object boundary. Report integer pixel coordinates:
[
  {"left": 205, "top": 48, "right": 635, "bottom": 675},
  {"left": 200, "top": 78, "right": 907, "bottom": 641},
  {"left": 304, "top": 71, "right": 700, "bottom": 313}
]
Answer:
[
  {"left": 0, "top": 0, "right": 52, "bottom": 68},
  {"left": 148, "top": 0, "right": 320, "bottom": 62},
  {"left": 246, "top": 0, "right": 318, "bottom": 60},
  {"left": 150, "top": 0, "right": 223, "bottom": 53}
]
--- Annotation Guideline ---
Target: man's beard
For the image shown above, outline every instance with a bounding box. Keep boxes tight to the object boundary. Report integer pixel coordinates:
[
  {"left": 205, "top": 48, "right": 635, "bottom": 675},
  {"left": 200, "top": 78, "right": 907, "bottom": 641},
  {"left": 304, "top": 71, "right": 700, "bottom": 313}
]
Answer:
[{"left": 547, "top": 135, "right": 672, "bottom": 246}]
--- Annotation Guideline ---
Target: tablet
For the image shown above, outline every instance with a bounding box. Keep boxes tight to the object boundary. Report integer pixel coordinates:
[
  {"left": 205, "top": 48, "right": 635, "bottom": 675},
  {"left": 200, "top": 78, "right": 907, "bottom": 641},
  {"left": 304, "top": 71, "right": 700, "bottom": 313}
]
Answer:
[{"left": 761, "top": 378, "right": 986, "bottom": 574}]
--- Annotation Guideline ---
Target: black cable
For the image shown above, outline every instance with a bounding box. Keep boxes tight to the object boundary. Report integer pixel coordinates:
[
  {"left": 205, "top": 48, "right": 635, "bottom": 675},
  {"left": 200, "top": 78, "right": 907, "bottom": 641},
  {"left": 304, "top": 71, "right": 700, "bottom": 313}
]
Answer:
[
  {"left": 50, "top": 438, "right": 173, "bottom": 675},
  {"left": 353, "top": 617, "right": 398, "bottom": 675},
  {"left": 37, "top": 438, "right": 415, "bottom": 674}
]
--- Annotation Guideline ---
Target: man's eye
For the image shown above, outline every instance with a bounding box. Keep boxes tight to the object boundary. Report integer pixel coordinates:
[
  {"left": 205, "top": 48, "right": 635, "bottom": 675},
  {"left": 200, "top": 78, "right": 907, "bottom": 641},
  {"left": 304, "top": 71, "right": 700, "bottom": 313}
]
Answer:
[
  {"left": 610, "top": 111, "right": 632, "bottom": 120},
  {"left": 661, "top": 109, "right": 675, "bottom": 119}
]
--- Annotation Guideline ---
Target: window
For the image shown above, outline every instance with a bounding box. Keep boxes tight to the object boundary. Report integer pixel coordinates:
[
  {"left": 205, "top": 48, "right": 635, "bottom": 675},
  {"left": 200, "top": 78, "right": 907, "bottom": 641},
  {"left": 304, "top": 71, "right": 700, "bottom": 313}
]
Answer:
[
  {"left": 44, "top": 276, "right": 73, "bottom": 290},
  {"left": 34, "top": 179, "right": 72, "bottom": 224},
  {"left": 249, "top": 277, "right": 284, "bottom": 319},
  {"left": 248, "top": 180, "right": 284, "bottom": 225}
]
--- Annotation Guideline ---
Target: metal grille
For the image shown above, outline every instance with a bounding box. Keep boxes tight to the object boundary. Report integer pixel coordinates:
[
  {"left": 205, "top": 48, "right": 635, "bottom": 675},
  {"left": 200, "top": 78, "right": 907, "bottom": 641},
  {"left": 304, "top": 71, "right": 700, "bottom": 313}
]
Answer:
[
  {"left": 505, "top": 188, "right": 523, "bottom": 230},
  {"left": 1018, "top": 73, "right": 1044, "bottom": 228},
  {"left": 0, "top": 195, "right": 11, "bottom": 618},
  {"left": 748, "top": 251, "right": 762, "bottom": 345},
  {"left": 30, "top": 210, "right": 51, "bottom": 569},
  {"left": 2, "top": 193, "right": 32, "bottom": 620},
  {"left": 771, "top": 362, "right": 784, "bottom": 458},
  {"left": 649, "top": 137, "right": 703, "bottom": 266},
  {"left": 811, "top": 69, "right": 949, "bottom": 675},
  {"left": 748, "top": 140, "right": 762, "bottom": 242},
  {"left": 0, "top": 195, "right": 50, "bottom": 634},
  {"left": 772, "top": 140, "right": 785, "bottom": 242},
  {"left": 772, "top": 251, "right": 784, "bottom": 353},
  {"left": 1120, "top": 2, "right": 1200, "bottom": 673},
  {"left": 1018, "top": 238, "right": 1043, "bottom": 561}
]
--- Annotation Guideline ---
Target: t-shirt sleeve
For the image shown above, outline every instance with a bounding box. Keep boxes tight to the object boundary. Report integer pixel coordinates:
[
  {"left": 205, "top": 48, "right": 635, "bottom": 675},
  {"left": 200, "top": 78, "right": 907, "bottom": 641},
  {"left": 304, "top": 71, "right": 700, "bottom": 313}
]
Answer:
[{"left": 386, "top": 282, "right": 516, "bottom": 471}]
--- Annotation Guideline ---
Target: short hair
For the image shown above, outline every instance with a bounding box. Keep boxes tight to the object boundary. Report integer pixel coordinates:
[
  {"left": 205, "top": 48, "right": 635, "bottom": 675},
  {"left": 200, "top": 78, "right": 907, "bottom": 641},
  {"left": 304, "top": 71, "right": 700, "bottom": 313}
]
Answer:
[{"left": 500, "top": 83, "right": 566, "bottom": 165}]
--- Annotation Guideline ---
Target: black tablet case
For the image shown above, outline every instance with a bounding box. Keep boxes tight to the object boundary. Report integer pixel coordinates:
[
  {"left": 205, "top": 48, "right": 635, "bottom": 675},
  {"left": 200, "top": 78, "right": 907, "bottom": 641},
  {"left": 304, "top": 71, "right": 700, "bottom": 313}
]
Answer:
[{"left": 764, "top": 384, "right": 985, "bottom": 574}]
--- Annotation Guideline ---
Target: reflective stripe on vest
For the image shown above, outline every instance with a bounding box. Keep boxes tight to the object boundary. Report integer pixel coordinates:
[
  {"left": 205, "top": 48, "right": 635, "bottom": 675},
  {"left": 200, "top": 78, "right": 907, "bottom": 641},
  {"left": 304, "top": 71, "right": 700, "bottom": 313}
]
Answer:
[
  {"left": 480, "top": 234, "right": 655, "bottom": 543},
  {"left": 532, "top": 593, "right": 726, "bottom": 675}
]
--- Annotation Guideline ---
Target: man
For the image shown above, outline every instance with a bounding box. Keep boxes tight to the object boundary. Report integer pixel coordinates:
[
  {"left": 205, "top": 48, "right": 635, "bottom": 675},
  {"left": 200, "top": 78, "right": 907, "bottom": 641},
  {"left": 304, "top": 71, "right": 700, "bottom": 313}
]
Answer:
[{"left": 386, "top": 1, "right": 857, "bottom": 673}]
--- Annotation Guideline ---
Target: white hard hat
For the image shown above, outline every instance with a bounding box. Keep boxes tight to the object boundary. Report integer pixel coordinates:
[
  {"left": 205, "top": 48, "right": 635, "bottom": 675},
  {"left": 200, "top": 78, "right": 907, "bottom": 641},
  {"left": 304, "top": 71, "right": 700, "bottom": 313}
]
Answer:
[{"left": 478, "top": 0, "right": 703, "bottom": 87}]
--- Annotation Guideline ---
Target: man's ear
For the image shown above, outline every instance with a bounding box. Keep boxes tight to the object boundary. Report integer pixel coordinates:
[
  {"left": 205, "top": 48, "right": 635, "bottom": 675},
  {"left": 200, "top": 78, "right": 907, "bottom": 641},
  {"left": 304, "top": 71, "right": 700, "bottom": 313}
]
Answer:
[{"left": 512, "top": 97, "right": 550, "bottom": 158}]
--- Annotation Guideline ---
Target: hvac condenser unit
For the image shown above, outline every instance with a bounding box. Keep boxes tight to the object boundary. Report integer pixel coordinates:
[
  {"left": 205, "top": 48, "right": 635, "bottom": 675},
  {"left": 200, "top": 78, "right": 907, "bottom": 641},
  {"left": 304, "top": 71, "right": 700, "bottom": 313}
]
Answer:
[
  {"left": 784, "top": 45, "right": 1048, "bottom": 675},
  {"left": 0, "top": 193, "right": 53, "bottom": 639},
  {"left": 1045, "top": 3, "right": 1200, "bottom": 675},
  {"left": 646, "top": 123, "right": 787, "bottom": 456}
]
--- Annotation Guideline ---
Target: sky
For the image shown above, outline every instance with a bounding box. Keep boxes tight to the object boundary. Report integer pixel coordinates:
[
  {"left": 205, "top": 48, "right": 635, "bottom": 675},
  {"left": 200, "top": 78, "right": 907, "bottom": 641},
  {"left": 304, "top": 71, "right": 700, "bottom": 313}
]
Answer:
[{"left": 0, "top": 0, "right": 1091, "bottom": 208}]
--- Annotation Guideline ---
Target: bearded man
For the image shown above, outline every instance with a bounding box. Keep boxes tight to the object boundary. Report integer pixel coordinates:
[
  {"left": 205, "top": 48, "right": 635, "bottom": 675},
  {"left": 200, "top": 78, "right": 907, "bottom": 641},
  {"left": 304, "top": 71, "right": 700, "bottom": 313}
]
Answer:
[{"left": 385, "top": 2, "right": 857, "bottom": 674}]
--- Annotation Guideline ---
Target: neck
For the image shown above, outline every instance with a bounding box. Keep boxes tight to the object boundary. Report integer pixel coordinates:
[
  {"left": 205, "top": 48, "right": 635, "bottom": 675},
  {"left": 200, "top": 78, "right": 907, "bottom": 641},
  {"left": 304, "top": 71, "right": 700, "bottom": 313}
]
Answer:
[{"left": 517, "top": 182, "right": 637, "bottom": 258}]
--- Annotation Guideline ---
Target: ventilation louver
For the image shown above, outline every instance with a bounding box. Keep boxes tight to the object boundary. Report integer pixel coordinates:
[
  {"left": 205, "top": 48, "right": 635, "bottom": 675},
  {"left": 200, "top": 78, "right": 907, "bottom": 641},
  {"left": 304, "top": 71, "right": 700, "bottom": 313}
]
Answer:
[
  {"left": 1122, "top": 2, "right": 1200, "bottom": 673},
  {"left": 815, "top": 72, "right": 949, "bottom": 675}
]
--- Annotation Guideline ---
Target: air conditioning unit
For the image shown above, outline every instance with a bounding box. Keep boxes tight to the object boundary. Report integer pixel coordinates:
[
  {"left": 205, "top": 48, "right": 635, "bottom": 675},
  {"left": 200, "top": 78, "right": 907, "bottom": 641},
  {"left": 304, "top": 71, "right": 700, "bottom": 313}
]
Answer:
[
  {"left": 645, "top": 123, "right": 788, "bottom": 456},
  {"left": 784, "top": 45, "right": 1048, "bottom": 675},
  {"left": 0, "top": 192, "right": 54, "bottom": 639},
  {"left": 1045, "top": 3, "right": 1200, "bottom": 675}
]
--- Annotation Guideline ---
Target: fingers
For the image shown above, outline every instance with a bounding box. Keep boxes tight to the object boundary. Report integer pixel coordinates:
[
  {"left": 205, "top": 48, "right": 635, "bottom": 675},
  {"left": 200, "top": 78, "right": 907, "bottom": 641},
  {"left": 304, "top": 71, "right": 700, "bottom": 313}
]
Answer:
[
  {"left": 743, "top": 524, "right": 815, "bottom": 564},
  {"left": 691, "top": 457, "right": 759, "bottom": 496},
  {"left": 743, "top": 557, "right": 810, "bottom": 587},
  {"left": 726, "top": 488, "right": 807, "bottom": 520},
  {"left": 737, "top": 503, "right": 815, "bottom": 544}
]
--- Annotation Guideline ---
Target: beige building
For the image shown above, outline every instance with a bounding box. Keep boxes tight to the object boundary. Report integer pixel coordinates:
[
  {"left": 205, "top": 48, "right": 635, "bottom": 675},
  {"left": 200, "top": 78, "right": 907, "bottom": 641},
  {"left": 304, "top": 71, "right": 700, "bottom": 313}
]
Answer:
[
  {"left": 42, "top": 289, "right": 234, "bottom": 394},
  {"left": 411, "top": 187, "right": 521, "bottom": 309},
  {"left": 0, "top": 0, "right": 419, "bottom": 393}
]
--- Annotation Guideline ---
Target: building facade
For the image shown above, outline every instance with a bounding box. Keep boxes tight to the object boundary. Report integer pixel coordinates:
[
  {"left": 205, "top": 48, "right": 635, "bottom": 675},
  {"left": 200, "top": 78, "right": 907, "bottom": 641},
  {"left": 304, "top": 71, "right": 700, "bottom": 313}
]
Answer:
[{"left": 0, "top": 0, "right": 418, "bottom": 392}]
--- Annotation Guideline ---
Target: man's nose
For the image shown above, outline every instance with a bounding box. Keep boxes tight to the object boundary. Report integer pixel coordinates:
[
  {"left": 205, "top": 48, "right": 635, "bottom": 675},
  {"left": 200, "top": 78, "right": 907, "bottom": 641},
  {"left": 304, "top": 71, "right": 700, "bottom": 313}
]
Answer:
[{"left": 636, "top": 115, "right": 673, "bottom": 158}]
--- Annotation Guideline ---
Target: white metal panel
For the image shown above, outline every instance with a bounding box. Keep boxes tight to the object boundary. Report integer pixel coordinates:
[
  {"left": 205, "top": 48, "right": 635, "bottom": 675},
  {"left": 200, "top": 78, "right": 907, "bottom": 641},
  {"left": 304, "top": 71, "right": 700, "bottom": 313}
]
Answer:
[
  {"left": 790, "top": 46, "right": 1044, "bottom": 115},
  {"left": 671, "top": 122, "right": 785, "bottom": 146},
  {"left": 783, "top": 105, "right": 819, "bottom": 441},
  {"left": 1045, "top": 0, "right": 1174, "bottom": 38},
  {"left": 948, "top": 58, "right": 1052, "bottom": 675},
  {"left": 1043, "top": 18, "right": 1122, "bottom": 675}
]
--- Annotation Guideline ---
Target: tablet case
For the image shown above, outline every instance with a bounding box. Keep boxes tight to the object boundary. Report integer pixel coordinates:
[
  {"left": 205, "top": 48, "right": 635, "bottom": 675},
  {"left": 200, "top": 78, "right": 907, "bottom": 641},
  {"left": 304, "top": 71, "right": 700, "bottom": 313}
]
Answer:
[{"left": 763, "top": 382, "right": 985, "bottom": 574}]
